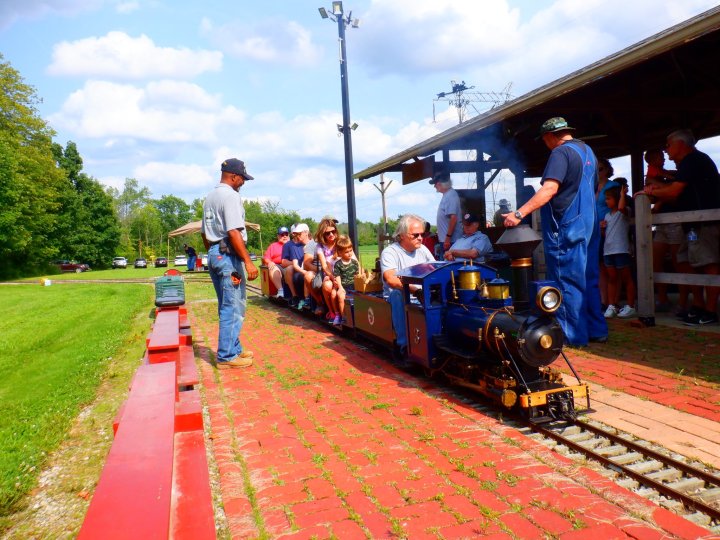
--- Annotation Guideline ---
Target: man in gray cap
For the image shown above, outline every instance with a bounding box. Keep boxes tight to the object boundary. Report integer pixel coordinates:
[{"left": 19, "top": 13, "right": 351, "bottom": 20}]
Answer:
[
  {"left": 429, "top": 171, "right": 462, "bottom": 257},
  {"left": 502, "top": 117, "right": 606, "bottom": 346},
  {"left": 493, "top": 199, "right": 511, "bottom": 227},
  {"left": 201, "top": 158, "right": 259, "bottom": 368}
]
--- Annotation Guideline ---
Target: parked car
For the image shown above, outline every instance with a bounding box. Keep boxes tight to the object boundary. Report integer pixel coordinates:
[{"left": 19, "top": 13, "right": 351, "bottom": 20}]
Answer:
[
  {"left": 112, "top": 256, "right": 128, "bottom": 269},
  {"left": 174, "top": 254, "right": 188, "bottom": 267},
  {"left": 155, "top": 257, "right": 168, "bottom": 267},
  {"left": 134, "top": 258, "right": 147, "bottom": 268},
  {"left": 53, "top": 260, "right": 91, "bottom": 273},
  {"left": 249, "top": 253, "right": 258, "bottom": 261}
]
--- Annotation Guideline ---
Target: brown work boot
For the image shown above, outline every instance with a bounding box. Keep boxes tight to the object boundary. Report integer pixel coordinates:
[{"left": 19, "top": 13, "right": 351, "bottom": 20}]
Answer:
[{"left": 217, "top": 351, "right": 253, "bottom": 368}]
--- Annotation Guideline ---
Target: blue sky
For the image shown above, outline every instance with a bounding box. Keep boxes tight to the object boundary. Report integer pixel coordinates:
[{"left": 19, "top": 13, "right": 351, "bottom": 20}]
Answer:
[{"left": 1, "top": 0, "right": 718, "bottom": 225}]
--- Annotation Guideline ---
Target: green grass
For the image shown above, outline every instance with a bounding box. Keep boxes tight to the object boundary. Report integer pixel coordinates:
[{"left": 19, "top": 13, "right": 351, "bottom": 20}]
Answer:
[
  {"left": 0, "top": 283, "right": 152, "bottom": 515},
  {"left": 357, "top": 244, "right": 380, "bottom": 270}
]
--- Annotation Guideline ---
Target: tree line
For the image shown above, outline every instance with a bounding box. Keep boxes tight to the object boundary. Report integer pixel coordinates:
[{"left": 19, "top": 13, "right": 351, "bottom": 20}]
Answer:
[{"left": 0, "top": 55, "right": 394, "bottom": 279}]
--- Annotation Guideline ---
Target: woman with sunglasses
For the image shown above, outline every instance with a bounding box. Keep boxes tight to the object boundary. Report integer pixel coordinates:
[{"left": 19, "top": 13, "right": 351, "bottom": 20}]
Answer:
[{"left": 313, "top": 218, "right": 341, "bottom": 318}]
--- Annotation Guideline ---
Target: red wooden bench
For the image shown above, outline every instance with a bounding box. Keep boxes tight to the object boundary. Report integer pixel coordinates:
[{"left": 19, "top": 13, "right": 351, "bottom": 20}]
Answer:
[{"left": 82, "top": 306, "right": 215, "bottom": 539}]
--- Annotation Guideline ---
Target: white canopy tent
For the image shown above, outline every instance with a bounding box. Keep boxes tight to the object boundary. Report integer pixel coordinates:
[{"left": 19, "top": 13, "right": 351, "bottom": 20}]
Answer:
[
  {"left": 166, "top": 220, "right": 263, "bottom": 259},
  {"left": 167, "top": 220, "right": 260, "bottom": 237}
]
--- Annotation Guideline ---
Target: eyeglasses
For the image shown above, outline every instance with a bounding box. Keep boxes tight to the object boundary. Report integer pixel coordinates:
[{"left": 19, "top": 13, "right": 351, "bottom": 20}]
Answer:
[
  {"left": 407, "top": 233, "right": 423, "bottom": 239},
  {"left": 279, "top": 232, "right": 289, "bottom": 236},
  {"left": 324, "top": 230, "right": 337, "bottom": 237}
]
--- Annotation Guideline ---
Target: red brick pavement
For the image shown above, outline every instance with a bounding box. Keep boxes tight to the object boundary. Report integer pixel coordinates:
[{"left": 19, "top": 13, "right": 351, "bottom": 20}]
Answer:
[
  {"left": 189, "top": 299, "right": 714, "bottom": 539},
  {"left": 561, "top": 319, "right": 720, "bottom": 423}
]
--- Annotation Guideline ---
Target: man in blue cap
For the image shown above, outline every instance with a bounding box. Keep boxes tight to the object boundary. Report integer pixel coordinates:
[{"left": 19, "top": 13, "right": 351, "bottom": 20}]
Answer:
[
  {"left": 502, "top": 117, "right": 607, "bottom": 346},
  {"left": 201, "top": 158, "right": 259, "bottom": 368},
  {"left": 443, "top": 213, "right": 493, "bottom": 262}
]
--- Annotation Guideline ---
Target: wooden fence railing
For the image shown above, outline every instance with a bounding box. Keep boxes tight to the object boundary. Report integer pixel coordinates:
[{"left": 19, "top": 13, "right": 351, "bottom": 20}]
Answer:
[{"left": 634, "top": 193, "right": 720, "bottom": 325}]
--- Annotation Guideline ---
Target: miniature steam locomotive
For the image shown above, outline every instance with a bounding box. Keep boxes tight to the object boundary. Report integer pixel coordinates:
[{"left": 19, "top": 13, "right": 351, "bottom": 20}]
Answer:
[{"left": 261, "top": 226, "right": 590, "bottom": 422}]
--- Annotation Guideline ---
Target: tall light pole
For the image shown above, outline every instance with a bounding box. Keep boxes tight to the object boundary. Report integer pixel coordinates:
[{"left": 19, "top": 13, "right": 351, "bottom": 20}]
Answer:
[{"left": 319, "top": 2, "right": 360, "bottom": 250}]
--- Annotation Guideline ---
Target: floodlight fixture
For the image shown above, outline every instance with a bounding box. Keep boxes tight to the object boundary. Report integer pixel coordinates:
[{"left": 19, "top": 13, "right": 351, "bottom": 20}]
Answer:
[
  {"left": 318, "top": 7, "right": 329, "bottom": 18},
  {"left": 350, "top": 122, "right": 358, "bottom": 131},
  {"left": 332, "top": 1, "right": 343, "bottom": 15},
  {"left": 351, "top": 18, "right": 360, "bottom": 28}
]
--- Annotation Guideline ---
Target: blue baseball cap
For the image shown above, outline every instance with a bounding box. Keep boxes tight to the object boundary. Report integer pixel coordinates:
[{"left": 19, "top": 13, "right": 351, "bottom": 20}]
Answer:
[{"left": 277, "top": 226, "right": 289, "bottom": 234}]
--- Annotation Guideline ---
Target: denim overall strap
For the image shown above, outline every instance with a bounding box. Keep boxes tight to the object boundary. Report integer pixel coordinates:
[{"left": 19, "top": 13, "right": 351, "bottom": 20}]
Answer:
[{"left": 540, "top": 142, "right": 607, "bottom": 345}]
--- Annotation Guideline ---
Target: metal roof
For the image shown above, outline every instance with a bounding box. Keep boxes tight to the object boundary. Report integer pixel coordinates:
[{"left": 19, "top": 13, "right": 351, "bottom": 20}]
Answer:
[{"left": 355, "top": 6, "right": 720, "bottom": 181}]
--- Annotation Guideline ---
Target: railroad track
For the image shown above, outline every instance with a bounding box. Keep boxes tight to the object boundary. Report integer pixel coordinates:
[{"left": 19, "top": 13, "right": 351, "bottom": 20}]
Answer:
[{"left": 520, "top": 418, "right": 720, "bottom": 532}]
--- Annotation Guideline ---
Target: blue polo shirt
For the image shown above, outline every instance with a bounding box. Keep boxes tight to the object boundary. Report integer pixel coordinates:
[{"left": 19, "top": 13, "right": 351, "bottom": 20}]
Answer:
[{"left": 449, "top": 231, "right": 493, "bottom": 261}]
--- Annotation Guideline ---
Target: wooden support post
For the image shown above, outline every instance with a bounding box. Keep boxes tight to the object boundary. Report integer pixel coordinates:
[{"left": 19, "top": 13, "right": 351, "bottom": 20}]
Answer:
[{"left": 634, "top": 193, "right": 655, "bottom": 326}]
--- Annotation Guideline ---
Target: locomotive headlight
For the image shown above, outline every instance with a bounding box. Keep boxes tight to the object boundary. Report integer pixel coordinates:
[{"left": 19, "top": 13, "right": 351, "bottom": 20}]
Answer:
[{"left": 536, "top": 286, "right": 562, "bottom": 314}]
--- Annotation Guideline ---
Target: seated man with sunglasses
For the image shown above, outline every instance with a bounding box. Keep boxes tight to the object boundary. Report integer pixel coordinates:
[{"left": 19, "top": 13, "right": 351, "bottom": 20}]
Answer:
[{"left": 380, "top": 214, "right": 436, "bottom": 362}]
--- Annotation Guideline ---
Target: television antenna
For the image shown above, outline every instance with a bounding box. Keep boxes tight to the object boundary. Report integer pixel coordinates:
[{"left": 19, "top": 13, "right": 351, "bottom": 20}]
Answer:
[{"left": 433, "top": 80, "right": 513, "bottom": 123}]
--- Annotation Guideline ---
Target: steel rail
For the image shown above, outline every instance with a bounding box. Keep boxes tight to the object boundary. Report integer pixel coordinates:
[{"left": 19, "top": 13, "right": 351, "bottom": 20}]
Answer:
[{"left": 534, "top": 420, "right": 720, "bottom": 521}]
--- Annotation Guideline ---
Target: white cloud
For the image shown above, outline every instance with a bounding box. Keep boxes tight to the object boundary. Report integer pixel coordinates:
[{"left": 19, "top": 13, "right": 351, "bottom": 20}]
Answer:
[
  {"left": 48, "top": 31, "right": 223, "bottom": 80},
  {"left": 133, "top": 162, "right": 214, "bottom": 194},
  {"left": 115, "top": 1, "right": 139, "bottom": 14},
  {"left": 201, "top": 17, "right": 321, "bottom": 67},
  {"left": 48, "top": 80, "right": 244, "bottom": 143}
]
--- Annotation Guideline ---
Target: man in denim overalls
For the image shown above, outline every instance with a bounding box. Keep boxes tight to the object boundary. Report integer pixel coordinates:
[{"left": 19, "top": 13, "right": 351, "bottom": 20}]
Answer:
[{"left": 502, "top": 117, "right": 607, "bottom": 346}]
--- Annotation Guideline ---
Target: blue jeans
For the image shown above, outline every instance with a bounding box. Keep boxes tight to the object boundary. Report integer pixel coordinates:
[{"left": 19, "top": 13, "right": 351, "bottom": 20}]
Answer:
[
  {"left": 207, "top": 245, "right": 247, "bottom": 362},
  {"left": 187, "top": 255, "right": 196, "bottom": 271},
  {"left": 388, "top": 289, "right": 407, "bottom": 349}
]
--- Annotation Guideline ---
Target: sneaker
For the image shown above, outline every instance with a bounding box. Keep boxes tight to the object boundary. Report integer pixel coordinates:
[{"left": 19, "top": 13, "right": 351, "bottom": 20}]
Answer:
[
  {"left": 296, "top": 299, "right": 306, "bottom": 310},
  {"left": 274, "top": 291, "right": 284, "bottom": 299},
  {"left": 617, "top": 305, "right": 637, "bottom": 318},
  {"left": 289, "top": 296, "right": 299, "bottom": 308},
  {"left": 217, "top": 351, "right": 253, "bottom": 368},
  {"left": 683, "top": 311, "right": 701, "bottom": 326},
  {"left": 604, "top": 304, "right": 618, "bottom": 318},
  {"left": 589, "top": 335, "right": 608, "bottom": 344},
  {"left": 332, "top": 315, "right": 342, "bottom": 326},
  {"left": 699, "top": 311, "right": 719, "bottom": 325}
]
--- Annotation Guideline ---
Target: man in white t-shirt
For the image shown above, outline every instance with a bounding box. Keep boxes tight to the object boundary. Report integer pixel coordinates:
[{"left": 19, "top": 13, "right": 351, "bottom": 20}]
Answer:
[{"left": 380, "top": 214, "right": 435, "bottom": 359}]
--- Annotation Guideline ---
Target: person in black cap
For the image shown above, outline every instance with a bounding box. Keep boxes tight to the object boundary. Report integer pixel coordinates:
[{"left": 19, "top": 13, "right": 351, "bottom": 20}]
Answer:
[
  {"left": 502, "top": 117, "right": 607, "bottom": 346},
  {"left": 201, "top": 158, "right": 258, "bottom": 368},
  {"left": 443, "top": 213, "right": 492, "bottom": 262},
  {"left": 429, "top": 171, "right": 462, "bottom": 257}
]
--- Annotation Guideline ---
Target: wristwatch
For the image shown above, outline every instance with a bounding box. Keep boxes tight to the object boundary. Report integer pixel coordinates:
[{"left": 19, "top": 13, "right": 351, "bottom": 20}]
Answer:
[{"left": 514, "top": 210, "right": 523, "bottom": 220}]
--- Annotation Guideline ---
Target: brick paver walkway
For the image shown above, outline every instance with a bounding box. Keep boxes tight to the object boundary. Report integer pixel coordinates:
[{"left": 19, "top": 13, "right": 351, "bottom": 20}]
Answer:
[{"left": 189, "top": 299, "right": 714, "bottom": 539}]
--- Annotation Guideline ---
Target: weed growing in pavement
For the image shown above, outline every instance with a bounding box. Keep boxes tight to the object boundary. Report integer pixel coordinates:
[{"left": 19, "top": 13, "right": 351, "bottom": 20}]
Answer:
[
  {"left": 509, "top": 502, "right": 523, "bottom": 513},
  {"left": 482, "top": 460, "right": 495, "bottom": 467},
  {"left": 312, "top": 453, "right": 328, "bottom": 466},
  {"left": 364, "top": 392, "right": 379, "bottom": 400},
  {"left": 345, "top": 377, "right": 357, "bottom": 386},
  {"left": 371, "top": 402, "right": 393, "bottom": 410},
  {"left": 381, "top": 423, "right": 396, "bottom": 432},
  {"left": 389, "top": 517, "right": 405, "bottom": 538},
  {"left": 410, "top": 405, "right": 424, "bottom": 416},
  {"left": 495, "top": 470, "right": 519, "bottom": 487},
  {"left": 360, "top": 448, "right": 378, "bottom": 465},
  {"left": 418, "top": 431, "right": 435, "bottom": 442}
]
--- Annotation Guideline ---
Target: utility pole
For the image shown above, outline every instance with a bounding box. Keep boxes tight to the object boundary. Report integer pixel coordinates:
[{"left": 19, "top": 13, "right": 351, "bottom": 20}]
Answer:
[
  {"left": 319, "top": 2, "right": 360, "bottom": 250},
  {"left": 374, "top": 173, "right": 393, "bottom": 234},
  {"left": 374, "top": 173, "right": 393, "bottom": 255}
]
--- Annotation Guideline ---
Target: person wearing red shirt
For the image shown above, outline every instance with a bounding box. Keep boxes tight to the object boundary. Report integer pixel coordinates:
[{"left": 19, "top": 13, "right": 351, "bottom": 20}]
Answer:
[{"left": 263, "top": 226, "right": 290, "bottom": 297}]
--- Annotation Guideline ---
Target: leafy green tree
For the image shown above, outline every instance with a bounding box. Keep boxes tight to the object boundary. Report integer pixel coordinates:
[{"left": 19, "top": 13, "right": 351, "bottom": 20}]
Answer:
[{"left": 0, "top": 55, "right": 65, "bottom": 278}]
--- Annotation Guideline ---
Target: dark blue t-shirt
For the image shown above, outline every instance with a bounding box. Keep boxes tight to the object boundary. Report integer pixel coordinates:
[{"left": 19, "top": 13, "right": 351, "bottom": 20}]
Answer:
[
  {"left": 541, "top": 139, "right": 594, "bottom": 222},
  {"left": 281, "top": 241, "right": 305, "bottom": 264}
]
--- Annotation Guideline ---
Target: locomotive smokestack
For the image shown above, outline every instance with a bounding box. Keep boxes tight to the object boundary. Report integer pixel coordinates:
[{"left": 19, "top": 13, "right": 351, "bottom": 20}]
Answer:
[{"left": 495, "top": 225, "right": 542, "bottom": 305}]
